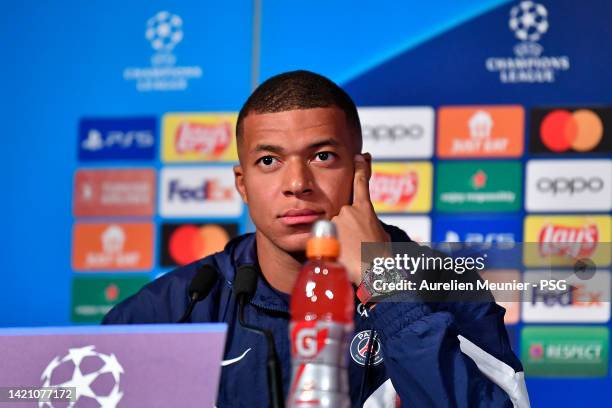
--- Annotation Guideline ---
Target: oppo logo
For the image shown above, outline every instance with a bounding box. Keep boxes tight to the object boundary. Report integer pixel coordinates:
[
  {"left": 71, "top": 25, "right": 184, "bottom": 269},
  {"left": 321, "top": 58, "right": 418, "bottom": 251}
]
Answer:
[
  {"left": 536, "top": 177, "right": 604, "bottom": 195},
  {"left": 362, "top": 124, "right": 424, "bottom": 141}
]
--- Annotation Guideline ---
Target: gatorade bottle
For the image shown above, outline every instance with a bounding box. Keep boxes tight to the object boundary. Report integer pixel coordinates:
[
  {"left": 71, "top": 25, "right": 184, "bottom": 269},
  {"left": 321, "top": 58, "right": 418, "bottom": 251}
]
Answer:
[{"left": 287, "top": 220, "right": 354, "bottom": 408}]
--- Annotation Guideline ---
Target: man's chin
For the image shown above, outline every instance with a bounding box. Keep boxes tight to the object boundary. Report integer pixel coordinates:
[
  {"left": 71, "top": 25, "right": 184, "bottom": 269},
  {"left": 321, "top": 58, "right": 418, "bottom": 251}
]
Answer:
[{"left": 275, "top": 229, "right": 311, "bottom": 253}]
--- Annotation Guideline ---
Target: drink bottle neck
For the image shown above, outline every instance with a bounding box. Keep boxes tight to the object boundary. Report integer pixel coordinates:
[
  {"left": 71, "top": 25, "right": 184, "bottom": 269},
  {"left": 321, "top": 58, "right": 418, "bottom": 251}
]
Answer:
[{"left": 309, "top": 256, "right": 338, "bottom": 263}]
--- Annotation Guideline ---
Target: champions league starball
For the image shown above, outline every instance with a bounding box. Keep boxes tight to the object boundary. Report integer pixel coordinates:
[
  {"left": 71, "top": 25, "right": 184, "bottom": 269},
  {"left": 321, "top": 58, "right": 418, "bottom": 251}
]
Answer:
[
  {"left": 509, "top": 1, "right": 549, "bottom": 42},
  {"left": 39, "top": 345, "right": 124, "bottom": 408},
  {"left": 145, "top": 11, "right": 184, "bottom": 52}
]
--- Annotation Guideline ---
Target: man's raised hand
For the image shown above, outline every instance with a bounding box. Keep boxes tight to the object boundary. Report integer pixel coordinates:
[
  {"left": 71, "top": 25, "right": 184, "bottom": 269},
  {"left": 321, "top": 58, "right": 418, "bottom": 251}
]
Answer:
[{"left": 332, "top": 154, "right": 390, "bottom": 285}]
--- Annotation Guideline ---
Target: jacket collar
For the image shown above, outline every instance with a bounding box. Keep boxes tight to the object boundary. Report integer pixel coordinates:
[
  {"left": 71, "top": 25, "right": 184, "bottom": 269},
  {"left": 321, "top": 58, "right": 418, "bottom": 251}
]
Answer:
[{"left": 217, "top": 233, "right": 290, "bottom": 314}]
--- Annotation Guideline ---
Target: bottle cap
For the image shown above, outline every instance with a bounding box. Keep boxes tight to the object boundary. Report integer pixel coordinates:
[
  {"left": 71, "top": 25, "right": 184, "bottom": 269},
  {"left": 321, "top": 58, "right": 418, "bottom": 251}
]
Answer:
[
  {"left": 311, "top": 220, "right": 337, "bottom": 238},
  {"left": 307, "top": 220, "right": 340, "bottom": 259}
]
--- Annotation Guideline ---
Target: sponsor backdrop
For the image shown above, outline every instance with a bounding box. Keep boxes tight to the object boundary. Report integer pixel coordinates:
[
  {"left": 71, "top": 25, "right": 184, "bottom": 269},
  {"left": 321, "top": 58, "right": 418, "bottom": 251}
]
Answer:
[{"left": 2, "top": 0, "right": 611, "bottom": 405}]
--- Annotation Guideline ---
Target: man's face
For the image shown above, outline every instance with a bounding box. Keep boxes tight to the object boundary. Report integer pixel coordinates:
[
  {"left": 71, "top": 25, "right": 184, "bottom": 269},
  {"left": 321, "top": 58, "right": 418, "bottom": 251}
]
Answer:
[{"left": 234, "top": 107, "right": 359, "bottom": 253}]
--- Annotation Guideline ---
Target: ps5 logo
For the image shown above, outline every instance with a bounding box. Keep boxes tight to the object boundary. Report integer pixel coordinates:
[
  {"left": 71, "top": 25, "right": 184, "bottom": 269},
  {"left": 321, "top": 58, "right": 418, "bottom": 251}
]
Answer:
[
  {"left": 81, "top": 128, "right": 154, "bottom": 151},
  {"left": 445, "top": 230, "right": 516, "bottom": 249},
  {"left": 78, "top": 117, "right": 157, "bottom": 161}
]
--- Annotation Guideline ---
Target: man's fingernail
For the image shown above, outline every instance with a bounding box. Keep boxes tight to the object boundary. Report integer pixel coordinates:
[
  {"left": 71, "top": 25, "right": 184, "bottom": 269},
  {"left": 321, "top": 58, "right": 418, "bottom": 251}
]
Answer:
[{"left": 354, "top": 154, "right": 365, "bottom": 163}]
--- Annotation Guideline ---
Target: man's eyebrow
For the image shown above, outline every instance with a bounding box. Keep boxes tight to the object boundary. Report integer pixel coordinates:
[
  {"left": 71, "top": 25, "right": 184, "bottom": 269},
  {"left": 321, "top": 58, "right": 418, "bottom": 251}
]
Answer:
[
  {"left": 307, "top": 138, "right": 340, "bottom": 150},
  {"left": 251, "top": 139, "right": 340, "bottom": 155},
  {"left": 252, "top": 144, "right": 285, "bottom": 155}
]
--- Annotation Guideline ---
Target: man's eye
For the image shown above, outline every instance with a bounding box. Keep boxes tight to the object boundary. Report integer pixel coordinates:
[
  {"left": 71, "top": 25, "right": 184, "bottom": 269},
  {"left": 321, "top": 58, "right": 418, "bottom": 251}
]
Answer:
[
  {"left": 313, "top": 152, "right": 334, "bottom": 162},
  {"left": 257, "top": 156, "right": 278, "bottom": 166}
]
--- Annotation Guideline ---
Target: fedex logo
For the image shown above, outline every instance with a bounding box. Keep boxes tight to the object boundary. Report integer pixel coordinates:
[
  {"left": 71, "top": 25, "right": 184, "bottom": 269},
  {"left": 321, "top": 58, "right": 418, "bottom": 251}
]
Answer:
[
  {"left": 523, "top": 271, "right": 610, "bottom": 323},
  {"left": 531, "top": 285, "right": 602, "bottom": 307},
  {"left": 167, "top": 179, "right": 234, "bottom": 202},
  {"left": 79, "top": 117, "right": 156, "bottom": 161},
  {"left": 160, "top": 167, "right": 242, "bottom": 217}
]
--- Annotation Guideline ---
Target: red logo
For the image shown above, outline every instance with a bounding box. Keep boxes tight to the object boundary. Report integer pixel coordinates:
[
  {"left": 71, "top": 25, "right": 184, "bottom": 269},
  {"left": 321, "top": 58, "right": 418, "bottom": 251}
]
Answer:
[
  {"left": 175, "top": 121, "right": 232, "bottom": 155},
  {"left": 471, "top": 170, "right": 488, "bottom": 189},
  {"left": 529, "top": 343, "right": 544, "bottom": 360},
  {"left": 369, "top": 172, "right": 418, "bottom": 206},
  {"left": 105, "top": 284, "right": 119, "bottom": 302},
  {"left": 73, "top": 169, "right": 155, "bottom": 217},
  {"left": 540, "top": 109, "right": 603, "bottom": 152},
  {"left": 539, "top": 224, "right": 598, "bottom": 258},
  {"left": 291, "top": 322, "right": 329, "bottom": 358},
  {"left": 168, "top": 224, "right": 231, "bottom": 266}
]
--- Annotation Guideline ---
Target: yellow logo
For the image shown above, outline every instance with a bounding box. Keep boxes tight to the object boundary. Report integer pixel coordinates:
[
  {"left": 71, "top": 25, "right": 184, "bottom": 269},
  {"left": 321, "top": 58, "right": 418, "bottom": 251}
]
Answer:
[
  {"left": 369, "top": 162, "right": 432, "bottom": 213},
  {"left": 162, "top": 113, "right": 238, "bottom": 162},
  {"left": 523, "top": 215, "right": 611, "bottom": 267}
]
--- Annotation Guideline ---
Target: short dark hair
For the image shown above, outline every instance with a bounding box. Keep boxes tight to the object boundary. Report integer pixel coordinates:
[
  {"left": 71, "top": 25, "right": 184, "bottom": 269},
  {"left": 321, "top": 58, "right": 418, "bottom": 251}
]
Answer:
[{"left": 236, "top": 70, "right": 362, "bottom": 150}]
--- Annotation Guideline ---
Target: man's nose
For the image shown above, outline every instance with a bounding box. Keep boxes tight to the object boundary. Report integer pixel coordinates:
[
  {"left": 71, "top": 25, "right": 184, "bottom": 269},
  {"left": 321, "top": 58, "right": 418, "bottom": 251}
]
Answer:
[{"left": 282, "top": 159, "right": 314, "bottom": 197}]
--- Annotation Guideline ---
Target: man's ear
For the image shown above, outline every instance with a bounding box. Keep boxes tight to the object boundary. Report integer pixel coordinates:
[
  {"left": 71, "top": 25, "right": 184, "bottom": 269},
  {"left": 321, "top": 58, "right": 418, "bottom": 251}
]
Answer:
[{"left": 233, "top": 165, "right": 248, "bottom": 204}]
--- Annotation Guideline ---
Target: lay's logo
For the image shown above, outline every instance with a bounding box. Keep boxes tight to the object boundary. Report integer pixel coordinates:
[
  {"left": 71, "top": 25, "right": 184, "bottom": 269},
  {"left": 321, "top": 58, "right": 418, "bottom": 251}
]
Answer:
[
  {"left": 162, "top": 113, "right": 238, "bottom": 162},
  {"left": 539, "top": 224, "right": 598, "bottom": 258},
  {"left": 370, "top": 172, "right": 417, "bottom": 206},
  {"left": 175, "top": 121, "right": 232, "bottom": 155},
  {"left": 524, "top": 216, "right": 611, "bottom": 267},
  {"left": 369, "top": 162, "right": 432, "bottom": 213}
]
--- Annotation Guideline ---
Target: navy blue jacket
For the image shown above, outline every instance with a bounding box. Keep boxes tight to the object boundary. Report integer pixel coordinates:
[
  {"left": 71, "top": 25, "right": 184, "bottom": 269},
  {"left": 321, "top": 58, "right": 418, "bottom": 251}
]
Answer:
[{"left": 103, "top": 224, "right": 529, "bottom": 407}]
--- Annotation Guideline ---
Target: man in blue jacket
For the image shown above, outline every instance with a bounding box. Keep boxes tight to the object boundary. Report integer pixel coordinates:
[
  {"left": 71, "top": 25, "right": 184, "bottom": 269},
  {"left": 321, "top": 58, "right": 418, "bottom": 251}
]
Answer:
[{"left": 103, "top": 70, "right": 529, "bottom": 407}]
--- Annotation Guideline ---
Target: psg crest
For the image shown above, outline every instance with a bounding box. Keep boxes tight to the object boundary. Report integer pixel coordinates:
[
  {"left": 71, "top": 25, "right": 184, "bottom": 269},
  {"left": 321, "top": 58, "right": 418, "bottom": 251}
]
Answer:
[{"left": 350, "top": 330, "right": 383, "bottom": 366}]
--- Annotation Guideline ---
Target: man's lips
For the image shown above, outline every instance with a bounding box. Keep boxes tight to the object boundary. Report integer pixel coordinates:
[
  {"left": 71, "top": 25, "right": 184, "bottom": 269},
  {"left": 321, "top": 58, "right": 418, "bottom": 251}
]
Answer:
[{"left": 279, "top": 209, "right": 325, "bottom": 226}]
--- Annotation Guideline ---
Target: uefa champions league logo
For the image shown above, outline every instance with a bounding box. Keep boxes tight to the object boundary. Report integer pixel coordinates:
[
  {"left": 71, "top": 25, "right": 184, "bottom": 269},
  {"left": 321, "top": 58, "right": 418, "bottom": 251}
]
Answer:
[
  {"left": 509, "top": 1, "right": 548, "bottom": 42},
  {"left": 122, "top": 10, "right": 202, "bottom": 92},
  {"left": 509, "top": 1, "right": 548, "bottom": 57},
  {"left": 146, "top": 11, "right": 184, "bottom": 52},
  {"left": 39, "top": 345, "right": 124, "bottom": 408},
  {"left": 146, "top": 11, "right": 184, "bottom": 67},
  {"left": 484, "top": 0, "right": 570, "bottom": 83}
]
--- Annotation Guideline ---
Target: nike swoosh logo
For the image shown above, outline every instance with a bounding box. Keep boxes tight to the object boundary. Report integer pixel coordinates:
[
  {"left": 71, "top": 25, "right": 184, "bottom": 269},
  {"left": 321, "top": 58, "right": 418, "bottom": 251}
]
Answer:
[{"left": 221, "top": 348, "right": 252, "bottom": 367}]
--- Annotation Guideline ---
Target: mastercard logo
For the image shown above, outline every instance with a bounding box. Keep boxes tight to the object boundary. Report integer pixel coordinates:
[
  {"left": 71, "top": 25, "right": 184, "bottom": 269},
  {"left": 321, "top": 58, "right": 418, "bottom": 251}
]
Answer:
[
  {"left": 540, "top": 109, "right": 603, "bottom": 152},
  {"left": 164, "top": 224, "right": 235, "bottom": 266}
]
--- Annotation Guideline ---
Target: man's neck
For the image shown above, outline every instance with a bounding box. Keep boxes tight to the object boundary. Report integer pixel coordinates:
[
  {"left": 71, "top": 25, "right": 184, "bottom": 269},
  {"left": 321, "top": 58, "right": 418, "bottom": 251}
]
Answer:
[{"left": 255, "top": 231, "right": 305, "bottom": 294}]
